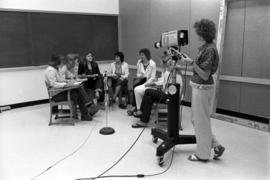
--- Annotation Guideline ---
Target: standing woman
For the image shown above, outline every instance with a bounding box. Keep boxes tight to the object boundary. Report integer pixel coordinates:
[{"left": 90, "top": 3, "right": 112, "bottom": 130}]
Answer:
[
  {"left": 127, "top": 48, "right": 156, "bottom": 116},
  {"left": 181, "top": 19, "right": 225, "bottom": 161},
  {"left": 78, "top": 52, "right": 104, "bottom": 104}
]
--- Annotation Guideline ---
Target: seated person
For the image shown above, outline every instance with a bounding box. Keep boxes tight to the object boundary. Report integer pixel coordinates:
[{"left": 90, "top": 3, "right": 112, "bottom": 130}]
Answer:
[
  {"left": 107, "top": 51, "right": 129, "bottom": 109},
  {"left": 132, "top": 53, "right": 183, "bottom": 128},
  {"left": 61, "top": 53, "right": 98, "bottom": 115},
  {"left": 45, "top": 55, "right": 92, "bottom": 121},
  {"left": 78, "top": 51, "right": 104, "bottom": 105},
  {"left": 127, "top": 48, "right": 156, "bottom": 116},
  {"left": 60, "top": 53, "right": 79, "bottom": 80}
]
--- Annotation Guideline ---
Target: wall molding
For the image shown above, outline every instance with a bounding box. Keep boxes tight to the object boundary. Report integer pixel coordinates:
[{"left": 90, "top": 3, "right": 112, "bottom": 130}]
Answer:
[
  {"left": 129, "top": 65, "right": 270, "bottom": 86},
  {"left": 0, "top": 60, "right": 114, "bottom": 72},
  {"left": 0, "top": 8, "right": 119, "bottom": 16},
  {"left": 219, "top": 75, "right": 270, "bottom": 86}
]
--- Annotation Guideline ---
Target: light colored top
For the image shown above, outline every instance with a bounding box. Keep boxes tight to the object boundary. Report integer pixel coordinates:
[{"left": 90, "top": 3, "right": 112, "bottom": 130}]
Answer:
[
  {"left": 45, "top": 66, "right": 66, "bottom": 88},
  {"left": 155, "top": 70, "right": 183, "bottom": 90},
  {"left": 60, "top": 65, "right": 78, "bottom": 80},
  {"left": 136, "top": 59, "right": 156, "bottom": 85},
  {"left": 109, "top": 61, "right": 129, "bottom": 79}
]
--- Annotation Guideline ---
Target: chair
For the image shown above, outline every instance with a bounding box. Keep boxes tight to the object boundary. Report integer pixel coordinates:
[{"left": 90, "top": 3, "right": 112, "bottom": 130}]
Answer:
[
  {"left": 151, "top": 86, "right": 183, "bottom": 130},
  {"left": 45, "top": 82, "right": 75, "bottom": 126}
]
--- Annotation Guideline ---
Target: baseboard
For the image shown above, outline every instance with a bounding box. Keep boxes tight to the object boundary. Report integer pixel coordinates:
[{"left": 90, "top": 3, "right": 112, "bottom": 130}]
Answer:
[
  {"left": 180, "top": 100, "right": 269, "bottom": 125},
  {"left": 3, "top": 99, "right": 269, "bottom": 126}
]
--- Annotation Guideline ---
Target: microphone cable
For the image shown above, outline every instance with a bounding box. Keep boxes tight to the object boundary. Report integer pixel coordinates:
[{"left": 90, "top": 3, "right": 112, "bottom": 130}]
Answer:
[
  {"left": 75, "top": 70, "right": 176, "bottom": 180},
  {"left": 75, "top": 147, "right": 175, "bottom": 180},
  {"left": 30, "top": 121, "right": 98, "bottom": 180},
  {"left": 75, "top": 127, "right": 146, "bottom": 180}
]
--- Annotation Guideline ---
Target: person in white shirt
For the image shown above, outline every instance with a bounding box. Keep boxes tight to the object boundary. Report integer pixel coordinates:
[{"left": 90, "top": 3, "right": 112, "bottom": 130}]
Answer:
[
  {"left": 60, "top": 53, "right": 79, "bottom": 80},
  {"left": 127, "top": 48, "right": 157, "bottom": 116},
  {"left": 108, "top": 52, "right": 129, "bottom": 108},
  {"left": 132, "top": 52, "right": 183, "bottom": 128},
  {"left": 45, "top": 55, "right": 92, "bottom": 121}
]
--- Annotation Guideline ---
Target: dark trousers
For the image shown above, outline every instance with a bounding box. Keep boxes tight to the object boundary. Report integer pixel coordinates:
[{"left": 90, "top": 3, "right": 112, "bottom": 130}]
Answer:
[
  {"left": 84, "top": 74, "right": 105, "bottom": 102},
  {"left": 108, "top": 78, "right": 128, "bottom": 104},
  {"left": 140, "top": 88, "right": 168, "bottom": 123},
  {"left": 131, "top": 78, "right": 146, "bottom": 107},
  {"left": 52, "top": 87, "right": 88, "bottom": 116}
]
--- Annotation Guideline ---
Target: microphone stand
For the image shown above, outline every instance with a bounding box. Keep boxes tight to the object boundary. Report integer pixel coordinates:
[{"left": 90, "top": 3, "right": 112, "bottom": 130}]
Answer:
[{"left": 99, "top": 71, "right": 115, "bottom": 135}]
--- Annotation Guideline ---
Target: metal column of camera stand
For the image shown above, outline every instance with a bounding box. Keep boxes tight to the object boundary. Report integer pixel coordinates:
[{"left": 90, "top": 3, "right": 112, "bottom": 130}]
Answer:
[
  {"left": 99, "top": 71, "right": 115, "bottom": 135},
  {"left": 151, "top": 83, "right": 196, "bottom": 166}
]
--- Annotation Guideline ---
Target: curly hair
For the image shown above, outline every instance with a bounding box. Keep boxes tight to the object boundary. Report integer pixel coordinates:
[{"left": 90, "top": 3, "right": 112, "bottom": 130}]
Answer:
[{"left": 193, "top": 19, "right": 216, "bottom": 43}]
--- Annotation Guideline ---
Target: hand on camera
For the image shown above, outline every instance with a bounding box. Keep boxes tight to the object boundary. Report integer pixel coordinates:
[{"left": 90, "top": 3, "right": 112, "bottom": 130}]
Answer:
[{"left": 182, "top": 55, "right": 193, "bottom": 65}]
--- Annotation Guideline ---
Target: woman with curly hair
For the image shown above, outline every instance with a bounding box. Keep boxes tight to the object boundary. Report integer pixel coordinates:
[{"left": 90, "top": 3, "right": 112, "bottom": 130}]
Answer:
[{"left": 181, "top": 19, "right": 225, "bottom": 162}]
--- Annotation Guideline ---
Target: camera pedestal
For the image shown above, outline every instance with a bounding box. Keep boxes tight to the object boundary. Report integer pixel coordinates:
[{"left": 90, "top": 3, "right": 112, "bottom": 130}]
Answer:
[{"left": 151, "top": 84, "right": 196, "bottom": 166}]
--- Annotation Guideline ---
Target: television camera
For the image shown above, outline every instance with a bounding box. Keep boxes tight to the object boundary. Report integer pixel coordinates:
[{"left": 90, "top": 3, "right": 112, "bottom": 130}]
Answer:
[{"left": 154, "top": 30, "right": 188, "bottom": 62}]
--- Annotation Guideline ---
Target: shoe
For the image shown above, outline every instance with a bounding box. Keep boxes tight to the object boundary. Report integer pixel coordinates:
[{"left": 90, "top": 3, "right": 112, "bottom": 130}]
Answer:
[
  {"left": 88, "top": 105, "right": 99, "bottom": 116},
  {"left": 213, "top": 145, "right": 225, "bottom": 160},
  {"left": 119, "top": 104, "right": 127, "bottom": 109},
  {"left": 109, "top": 98, "right": 116, "bottom": 106},
  {"left": 131, "top": 122, "right": 147, "bottom": 128},
  {"left": 127, "top": 107, "right": 136, "bottom": 116},
  {"left": 98, "top": 102, "right": 105, "bottom": 110},
  {"left": 133, "top": 110, "right": 142, "bottom": 118},
  {"left": 188, "top": 154, "right": 208, "bottom": 162},
  {"left": 81, "top": 115, "right": 93, "bottom": 121}
]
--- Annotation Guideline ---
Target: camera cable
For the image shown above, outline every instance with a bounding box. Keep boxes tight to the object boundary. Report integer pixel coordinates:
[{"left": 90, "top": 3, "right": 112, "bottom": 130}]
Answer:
[
  {"left": 30, "top": 121, "right": 98, "bottom": 180},
  {"left": 75, "top": 71, "right": 176, "bottom": 180}
]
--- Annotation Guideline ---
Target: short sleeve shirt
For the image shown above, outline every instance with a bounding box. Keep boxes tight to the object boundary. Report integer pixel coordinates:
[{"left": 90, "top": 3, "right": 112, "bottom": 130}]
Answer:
[{"left": 191, "top": 43, "right": 219, "bottom": 85}]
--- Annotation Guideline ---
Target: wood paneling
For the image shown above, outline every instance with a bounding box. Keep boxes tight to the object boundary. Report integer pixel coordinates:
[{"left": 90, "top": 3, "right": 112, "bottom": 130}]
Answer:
[
  {"left": 242, "top": 0, "right": 270, "bottom": 79},
  {"left": 240, "top": 83, "right": 270, "bottom": 118},
  {"left": 217, "top": 81, "right": 241, "bottom": 112},
  {"left": 221, "top": 0, "right": 245, "bottom": 76}
]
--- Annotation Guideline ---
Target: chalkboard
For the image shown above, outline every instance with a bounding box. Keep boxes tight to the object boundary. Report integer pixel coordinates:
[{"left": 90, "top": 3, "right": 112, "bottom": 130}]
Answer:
[{"left": 0, "top": 10, "right": 118, "bottom": 68}]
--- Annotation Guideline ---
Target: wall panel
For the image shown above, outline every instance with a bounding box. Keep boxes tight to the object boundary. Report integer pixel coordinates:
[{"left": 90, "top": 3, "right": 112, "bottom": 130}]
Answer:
[
  {"left": 119, "top": 0, "right": 151, "bottom": 65},
  {"left": 221, "top": 0, "right": 245, "bottom": 76},
  {"left": 242, "top": 0, "right": 270, "bottom": 79},
  {"left": 217, "top": 81, "right": 241, "bottom": 112},
  {"left": 240, "top": 83, "right": 270, "bottom": 118}
]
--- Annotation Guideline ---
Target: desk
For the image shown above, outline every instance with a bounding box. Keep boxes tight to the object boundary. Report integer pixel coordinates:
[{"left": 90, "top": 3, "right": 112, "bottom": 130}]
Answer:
[{"left": 48, "top": 83, "right": 83, "bottom": 97}]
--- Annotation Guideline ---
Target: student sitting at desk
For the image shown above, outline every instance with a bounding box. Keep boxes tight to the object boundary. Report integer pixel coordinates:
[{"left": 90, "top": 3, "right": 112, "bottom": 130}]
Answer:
[
  {"left": 60, "top": 53, "right": 99, "bottom": 116},
  {"left": 132, "top": 53, "right": 183, "bottom": 128},
  {"left": 107, "top": 51, "right": 129, "bottom": 109},
  {"left": 60, "top": 53, "right": 79, "bottom": 80},
  {"left": 78, "top": 51, "right": 104, "bottom": 105},
  {"left": 45, "top": 55, "right": 93, "bottom": 121}
]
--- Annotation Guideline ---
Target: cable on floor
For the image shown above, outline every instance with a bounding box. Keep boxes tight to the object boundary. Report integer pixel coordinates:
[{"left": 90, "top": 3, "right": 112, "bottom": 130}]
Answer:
[{"left": 31, "top": 121, "right": 98, "bottom": 180}]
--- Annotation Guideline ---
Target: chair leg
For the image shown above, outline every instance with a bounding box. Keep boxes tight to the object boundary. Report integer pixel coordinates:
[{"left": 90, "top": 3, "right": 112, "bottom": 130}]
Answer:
[{"left": 49, "top": 106, "right": 53, "bottom": 126}]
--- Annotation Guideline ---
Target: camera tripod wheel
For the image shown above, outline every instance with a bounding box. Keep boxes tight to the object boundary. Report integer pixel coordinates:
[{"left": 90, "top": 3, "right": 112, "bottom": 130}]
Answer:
[
  {"left": 157, "top": 156, "right": 164, "bottom": 167},
  {"left": 152, "top": 136, "right": 158, "bottom": 144}
]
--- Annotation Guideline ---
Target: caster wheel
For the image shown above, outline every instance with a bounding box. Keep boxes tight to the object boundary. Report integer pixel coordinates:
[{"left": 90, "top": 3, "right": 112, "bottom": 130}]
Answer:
[
  {"left": 152, "top": 136, "right": 158, "bottom": 144},
  {"left": 158, "top": 156, "right": 164, "bottom": 167}
]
